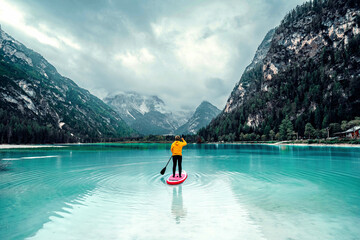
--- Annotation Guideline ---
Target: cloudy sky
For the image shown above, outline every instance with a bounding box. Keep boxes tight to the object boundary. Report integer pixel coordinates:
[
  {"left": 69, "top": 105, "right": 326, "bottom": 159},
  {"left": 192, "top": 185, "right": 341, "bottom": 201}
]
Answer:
[{"left": 0, "top": 0, "right": 305, "bottom": 112}]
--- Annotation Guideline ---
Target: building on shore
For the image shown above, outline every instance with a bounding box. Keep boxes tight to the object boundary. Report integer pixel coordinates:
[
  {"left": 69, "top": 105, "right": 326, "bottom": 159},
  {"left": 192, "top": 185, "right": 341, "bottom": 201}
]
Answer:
[{"left": 334, "top": 126, "right": 360, "bottom": 139}]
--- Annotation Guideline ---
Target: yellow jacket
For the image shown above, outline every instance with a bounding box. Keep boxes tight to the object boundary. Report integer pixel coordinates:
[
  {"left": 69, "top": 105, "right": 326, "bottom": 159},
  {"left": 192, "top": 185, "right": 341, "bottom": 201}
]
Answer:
[{"left": 171, "top": 139, "right": 187, "bottom": 156}]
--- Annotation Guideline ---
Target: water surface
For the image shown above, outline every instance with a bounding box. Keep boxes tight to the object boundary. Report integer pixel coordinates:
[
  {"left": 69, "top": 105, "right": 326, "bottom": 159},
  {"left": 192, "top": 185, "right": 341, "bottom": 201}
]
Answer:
[{"left": 1, "top": 144, "right": 359, "bottom": 240}]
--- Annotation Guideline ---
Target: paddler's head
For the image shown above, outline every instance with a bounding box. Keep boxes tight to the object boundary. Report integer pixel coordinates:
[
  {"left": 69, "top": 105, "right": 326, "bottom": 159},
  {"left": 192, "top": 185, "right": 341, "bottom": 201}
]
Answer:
[{"left": 175, "top": 135, "right": 180, "bottom": 141}]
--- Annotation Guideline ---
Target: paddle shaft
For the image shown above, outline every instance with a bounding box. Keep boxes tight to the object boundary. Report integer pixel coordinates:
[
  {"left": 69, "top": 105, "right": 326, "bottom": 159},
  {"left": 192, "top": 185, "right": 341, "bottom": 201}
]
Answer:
[
  {"left": 165, "top": 155, "right": 172, "bottom": 168},
  {"left": 160, "top": 156, "right": 172, "bottom": 175}
]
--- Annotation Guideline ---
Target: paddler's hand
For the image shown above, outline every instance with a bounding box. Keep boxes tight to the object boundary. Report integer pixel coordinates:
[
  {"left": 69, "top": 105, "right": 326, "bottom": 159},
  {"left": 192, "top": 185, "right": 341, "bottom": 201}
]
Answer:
[{"left": 181, "top": 138, "right": 185, "bottom": 140}]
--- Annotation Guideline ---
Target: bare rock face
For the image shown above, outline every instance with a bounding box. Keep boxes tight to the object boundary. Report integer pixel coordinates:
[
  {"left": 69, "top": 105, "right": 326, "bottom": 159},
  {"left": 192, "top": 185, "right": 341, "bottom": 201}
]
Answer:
[
  {"left": 262, "top": 6, "right": 360, "bottom": 90},
  {"left": 0, "top": 28, "right": 133, "bottom": 142},
  {"left": 224, "top": 28, "right": 275, "bottom": 114},
  {"left": 204, "top": 0, "right": 360, "bottom": 140}
]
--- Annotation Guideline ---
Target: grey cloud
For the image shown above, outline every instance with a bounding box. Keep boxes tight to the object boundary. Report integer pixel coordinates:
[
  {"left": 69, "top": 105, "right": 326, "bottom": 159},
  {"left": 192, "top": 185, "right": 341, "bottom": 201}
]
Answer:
[
  {"left": 2, "top": 0, "right": 307, "bottom": 112},
  {"left": 206, "top": 78, "right": 230, "bottom": 97}
]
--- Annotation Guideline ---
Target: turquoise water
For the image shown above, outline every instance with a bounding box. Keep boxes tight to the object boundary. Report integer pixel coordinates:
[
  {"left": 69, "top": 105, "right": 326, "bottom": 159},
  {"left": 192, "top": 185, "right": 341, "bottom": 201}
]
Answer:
[{"left": 1, "top": 144, "right": 360, "bottom": 240}]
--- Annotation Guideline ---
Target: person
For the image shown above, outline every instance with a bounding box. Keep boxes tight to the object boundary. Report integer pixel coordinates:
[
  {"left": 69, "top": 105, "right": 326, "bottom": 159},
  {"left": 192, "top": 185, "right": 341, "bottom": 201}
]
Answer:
[{"left": 171, "top": 135, "right": 187, "bottom": 178}]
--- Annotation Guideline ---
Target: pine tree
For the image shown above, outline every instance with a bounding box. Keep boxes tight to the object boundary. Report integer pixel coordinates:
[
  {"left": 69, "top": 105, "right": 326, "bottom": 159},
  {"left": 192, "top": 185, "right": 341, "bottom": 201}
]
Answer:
[{"left": 304, "top": 123, "right": 316, "bottom": 139}]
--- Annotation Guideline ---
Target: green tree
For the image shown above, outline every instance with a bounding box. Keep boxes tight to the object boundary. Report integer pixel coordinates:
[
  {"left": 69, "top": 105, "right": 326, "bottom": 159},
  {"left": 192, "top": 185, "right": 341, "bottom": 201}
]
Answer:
[
  {"left": 341, "top": 120, "right": 348, "bottom": 130},
  {"left": 239, "top": 133, "right": 245, "bottom": 141},
  {"left": 346, "top": 118, "right": 360, "bottom": 129},
  {"left": 279, "top": 121, "right": 287, "bottom": 140},
  {"left": 279, "top": 116, "right": 294, "bottom": 140},
  {"left": 264, "top": 124, "right": 271, "bottom": 136},
  {"left": 304, "top": 123, "right": 316, "bottom": 139},
  {"left": 269, "top": 130, "right": 275, "bottom": 140},
  {"left": 329, "top": 123, "right": 341, "bottom": 135},
  {"left": 275, "top": 132, "right": 280, "bottom": 140}
]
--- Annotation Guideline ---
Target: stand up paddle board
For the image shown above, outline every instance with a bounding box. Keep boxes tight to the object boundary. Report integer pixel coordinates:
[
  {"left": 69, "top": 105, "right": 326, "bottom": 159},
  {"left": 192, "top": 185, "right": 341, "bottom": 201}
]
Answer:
[{"left": 166, "top": 170, "right": 187, "bottom": 185}]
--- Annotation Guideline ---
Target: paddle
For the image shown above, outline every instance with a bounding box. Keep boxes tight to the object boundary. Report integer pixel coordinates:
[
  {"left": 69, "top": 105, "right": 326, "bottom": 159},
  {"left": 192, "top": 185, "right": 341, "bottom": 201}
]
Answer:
[{"left": 160, "top": 156, "right": 172, "bottom": 175}]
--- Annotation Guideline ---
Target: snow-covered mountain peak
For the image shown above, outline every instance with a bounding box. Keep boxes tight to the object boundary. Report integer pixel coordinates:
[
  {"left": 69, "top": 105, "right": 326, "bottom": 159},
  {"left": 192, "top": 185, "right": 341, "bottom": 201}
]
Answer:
[{"left": 104, "top": 91, "right": 188, "bottom": 134}]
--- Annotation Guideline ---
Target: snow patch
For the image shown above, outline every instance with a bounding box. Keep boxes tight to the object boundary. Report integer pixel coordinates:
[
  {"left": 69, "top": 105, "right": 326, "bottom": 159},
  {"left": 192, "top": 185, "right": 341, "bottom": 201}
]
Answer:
[
  {"left": 139, "top": 101, "right": 149, "bottom": 114},
  {"left": 126, "top": 110, "right": 136, "bottom": 120},
  {"left": 154, "top": 103, "right": 168, "bottom": 114},
  {"left": 59, "top": 122, "right": 65, "bottom": 129}
]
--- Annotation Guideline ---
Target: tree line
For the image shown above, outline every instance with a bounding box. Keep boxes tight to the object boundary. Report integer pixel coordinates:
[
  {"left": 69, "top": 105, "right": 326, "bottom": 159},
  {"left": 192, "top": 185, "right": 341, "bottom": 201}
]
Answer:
[{"left": 0, "top": 108, "right": 78, "bottom": 144}]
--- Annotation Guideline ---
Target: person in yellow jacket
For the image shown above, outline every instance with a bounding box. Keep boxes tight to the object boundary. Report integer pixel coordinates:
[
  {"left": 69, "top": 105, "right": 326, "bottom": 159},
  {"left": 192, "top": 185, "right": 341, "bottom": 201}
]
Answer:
[{"left": 171, "top": 135, "right": 187, "bottom": 178}]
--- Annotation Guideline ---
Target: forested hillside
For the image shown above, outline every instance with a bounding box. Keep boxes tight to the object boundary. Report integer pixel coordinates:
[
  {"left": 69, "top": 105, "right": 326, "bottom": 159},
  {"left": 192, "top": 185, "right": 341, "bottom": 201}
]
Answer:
[
  {"left": 0, "top": 26, "right": 134, "bottom": 144},
  {"left": 199, "top": 0, "right": 360, "bottom": 142}
]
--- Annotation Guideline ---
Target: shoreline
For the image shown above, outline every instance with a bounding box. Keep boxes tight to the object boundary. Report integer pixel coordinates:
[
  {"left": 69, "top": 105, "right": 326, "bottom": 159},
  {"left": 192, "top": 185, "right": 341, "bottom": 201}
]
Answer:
[
  {"left": 267, "top": 142, "right": 360, "bottom": 148},
  {"left": 1, "top": 142, "right": 360, "bottom": 149},
  {"left": 210, "top": 141, "right": 360, "bottom": 148},
  {"left": 0, "top": 144, "right": 66, "bottom": 149}
]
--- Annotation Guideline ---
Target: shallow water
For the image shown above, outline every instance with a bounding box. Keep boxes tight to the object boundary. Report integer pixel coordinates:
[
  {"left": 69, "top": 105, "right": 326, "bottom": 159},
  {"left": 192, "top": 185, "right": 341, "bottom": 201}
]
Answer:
[{"left": 0, "top": 144, "right": 359, "bottom": 240}]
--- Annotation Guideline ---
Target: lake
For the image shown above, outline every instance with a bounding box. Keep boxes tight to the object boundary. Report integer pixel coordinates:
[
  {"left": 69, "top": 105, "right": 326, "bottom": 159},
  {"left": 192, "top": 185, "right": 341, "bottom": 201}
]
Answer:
[{"left": 0, "top": 143, "right": 359, "bottom": 240}]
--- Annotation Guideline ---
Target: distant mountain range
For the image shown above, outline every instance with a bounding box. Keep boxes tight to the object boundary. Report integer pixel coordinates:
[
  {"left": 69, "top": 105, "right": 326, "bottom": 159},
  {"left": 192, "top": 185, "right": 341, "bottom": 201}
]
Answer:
[
  {"left": 0, "top": 25, "right": 134, "bottom": 143},
  {"left": 200, "top": 0, "right": 360, "bottom": 142},
  {"left": 0, "top": 22, "right": 221, "bottom": 143},
  {"left": 176, "top": 101, "right": 221, "bottom": 134},
  {"left": 104, "top": 92, "right": 220, "bottom": 135}
]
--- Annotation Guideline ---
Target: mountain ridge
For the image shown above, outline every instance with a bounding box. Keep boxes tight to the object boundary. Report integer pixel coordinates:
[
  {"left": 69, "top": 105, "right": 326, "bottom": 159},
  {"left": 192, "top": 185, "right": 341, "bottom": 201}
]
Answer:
[
  {"left": 176, "top": 101, "right": 221, "bottom": 135},
  {"left": 104, "top": 92, "right": 220, "bottom": 135},
  {"left": 200, "top": 0, "right": 360, "bottom": 142},
  {"left": 0, "top": 25, "right": 134, "bottom": 143},
  {"left": 104, "top": 92, "right": 192, "bottom": 135}
]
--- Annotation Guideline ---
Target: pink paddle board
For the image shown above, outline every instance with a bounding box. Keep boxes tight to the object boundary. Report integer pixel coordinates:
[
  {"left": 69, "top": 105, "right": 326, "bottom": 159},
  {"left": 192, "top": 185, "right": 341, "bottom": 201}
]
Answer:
[{"left": 166, "top": 170, "right": 187, "bottom": 185}]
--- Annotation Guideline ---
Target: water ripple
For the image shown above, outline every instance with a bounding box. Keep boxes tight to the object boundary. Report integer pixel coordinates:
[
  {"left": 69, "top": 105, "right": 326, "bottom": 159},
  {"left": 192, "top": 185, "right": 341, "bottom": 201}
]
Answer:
[{"left": 1, "top": 145, "right": 360, "bottom": 240}]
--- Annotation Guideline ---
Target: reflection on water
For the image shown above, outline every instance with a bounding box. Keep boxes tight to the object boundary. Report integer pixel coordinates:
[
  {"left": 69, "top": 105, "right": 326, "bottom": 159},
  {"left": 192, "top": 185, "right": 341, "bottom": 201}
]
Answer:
[{"left": 171, "top": 185, "right": 187, "bottom": 224}]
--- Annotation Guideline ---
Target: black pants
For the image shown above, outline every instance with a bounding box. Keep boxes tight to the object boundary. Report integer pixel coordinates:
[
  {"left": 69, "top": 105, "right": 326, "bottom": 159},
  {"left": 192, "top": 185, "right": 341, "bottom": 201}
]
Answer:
[{"left": 172, "top": 155, "right": 182, "bottom": 177}]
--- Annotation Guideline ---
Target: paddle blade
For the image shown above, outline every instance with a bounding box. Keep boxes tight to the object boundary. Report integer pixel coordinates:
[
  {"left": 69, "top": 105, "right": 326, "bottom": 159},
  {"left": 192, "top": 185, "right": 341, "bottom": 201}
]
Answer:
[{"left": 160, "top": 167, "right": 166, "bottom": 175}]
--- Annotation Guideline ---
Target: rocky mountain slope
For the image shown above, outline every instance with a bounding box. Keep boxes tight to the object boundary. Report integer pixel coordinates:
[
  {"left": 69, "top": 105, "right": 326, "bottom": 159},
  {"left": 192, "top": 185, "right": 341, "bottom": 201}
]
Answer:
[
  {"left": 200, "top": 0, "right": 360, "bottom": 141},
  {"left": 224, "top": 28, "right": 275, "bottom": 113},
  {"left": 176, "top": 101, "right": 220, "bottom": 134},
  {"left": 0, "top": 25, "right": 134, "bottom": 143},
  {"left": 104, "top": 92, "right": 220, "bottom": 135},
  {"left": 104, "top": 92, "right": 192, "bottom": 135}
]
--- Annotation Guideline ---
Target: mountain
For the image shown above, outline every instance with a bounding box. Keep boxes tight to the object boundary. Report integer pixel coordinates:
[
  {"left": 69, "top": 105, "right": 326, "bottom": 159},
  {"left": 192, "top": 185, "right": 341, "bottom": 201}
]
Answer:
[
  {"left": 200, "top": 0, "right": 360, "bottom": 142},
  {"left": 104, "top": 92, "right": 191, "bottom": 135},
  {"left": 224, "top": 28, "right": 275, "bottom": 113},
  {"left": 0, "top": 25, "right": 134, "bottom": 143},
  {"left": 176, "top": 101, "right": 221, "bottom": 134}
]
